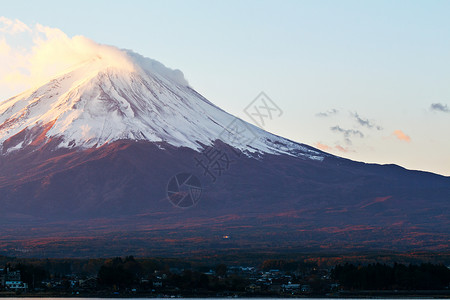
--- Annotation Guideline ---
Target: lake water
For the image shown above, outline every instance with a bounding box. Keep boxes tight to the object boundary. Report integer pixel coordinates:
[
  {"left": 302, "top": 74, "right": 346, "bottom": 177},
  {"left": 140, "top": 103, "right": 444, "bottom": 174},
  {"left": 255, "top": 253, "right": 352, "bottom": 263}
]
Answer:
[{"left": 0, "top": 298, "right": 441, "bottom": 300}]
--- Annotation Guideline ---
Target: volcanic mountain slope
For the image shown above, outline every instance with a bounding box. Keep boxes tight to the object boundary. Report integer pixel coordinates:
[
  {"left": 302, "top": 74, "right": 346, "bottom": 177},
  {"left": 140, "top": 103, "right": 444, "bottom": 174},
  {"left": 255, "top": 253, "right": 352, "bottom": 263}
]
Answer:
[
  {"left": 0, "top": 49, "right": 448, "bottom": 257},
  {"left": 0, "top": 51, "right": 318, "bottom": 158}
]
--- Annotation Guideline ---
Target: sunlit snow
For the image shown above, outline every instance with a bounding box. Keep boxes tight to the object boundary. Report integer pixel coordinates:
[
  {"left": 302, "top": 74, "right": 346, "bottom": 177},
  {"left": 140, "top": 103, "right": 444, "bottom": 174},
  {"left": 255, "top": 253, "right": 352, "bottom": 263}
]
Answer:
[{"left": 0, "top": 51, "right": 325, "bottom": 161}]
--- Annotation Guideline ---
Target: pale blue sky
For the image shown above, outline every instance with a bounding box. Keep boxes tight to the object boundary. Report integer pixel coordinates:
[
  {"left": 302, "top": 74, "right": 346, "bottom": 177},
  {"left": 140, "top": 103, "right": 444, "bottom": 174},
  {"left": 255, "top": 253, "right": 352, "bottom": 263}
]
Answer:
[{"left": 1, "top": 0, "right": 450, "bottom": 175}]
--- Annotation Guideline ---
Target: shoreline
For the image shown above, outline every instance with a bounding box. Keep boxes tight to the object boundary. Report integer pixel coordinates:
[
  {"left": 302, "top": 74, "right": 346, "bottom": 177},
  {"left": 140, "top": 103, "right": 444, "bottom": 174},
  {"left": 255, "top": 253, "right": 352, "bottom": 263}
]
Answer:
[{"left": 1, "top": 291, "right": 450, "bottom": 299}]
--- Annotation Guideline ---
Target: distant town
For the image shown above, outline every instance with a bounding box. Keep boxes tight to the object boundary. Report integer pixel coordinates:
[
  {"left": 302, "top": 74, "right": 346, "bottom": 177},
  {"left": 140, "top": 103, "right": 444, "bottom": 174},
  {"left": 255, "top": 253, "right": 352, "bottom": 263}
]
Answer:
[{"left": 0, "top": 255, "right": 449, "bottom": 297}]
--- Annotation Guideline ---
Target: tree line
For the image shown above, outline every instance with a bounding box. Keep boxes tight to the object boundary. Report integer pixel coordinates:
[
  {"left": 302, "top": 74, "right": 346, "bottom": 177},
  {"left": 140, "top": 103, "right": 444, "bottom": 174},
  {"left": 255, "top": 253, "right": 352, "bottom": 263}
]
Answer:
[{"left": 332, "top": 262, "right": 450, "bottom": 290}]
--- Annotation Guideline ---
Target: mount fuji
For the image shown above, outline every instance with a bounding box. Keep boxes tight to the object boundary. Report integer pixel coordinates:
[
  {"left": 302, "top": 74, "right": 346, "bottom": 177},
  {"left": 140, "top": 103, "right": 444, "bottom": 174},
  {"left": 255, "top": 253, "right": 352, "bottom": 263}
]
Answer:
[
  {"left": 0, "top": 51, "right": 317, "bottom": 157},
  {"left": 0, "top": 49, "right": 448, "bottom": 257}
]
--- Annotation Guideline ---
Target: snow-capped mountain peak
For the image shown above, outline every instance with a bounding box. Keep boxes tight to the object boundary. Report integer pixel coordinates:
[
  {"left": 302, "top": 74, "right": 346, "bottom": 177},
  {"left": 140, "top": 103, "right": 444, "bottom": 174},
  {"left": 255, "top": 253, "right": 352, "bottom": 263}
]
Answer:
[{"left": 0, "top": 50, "right": 324, "bottom": 161}]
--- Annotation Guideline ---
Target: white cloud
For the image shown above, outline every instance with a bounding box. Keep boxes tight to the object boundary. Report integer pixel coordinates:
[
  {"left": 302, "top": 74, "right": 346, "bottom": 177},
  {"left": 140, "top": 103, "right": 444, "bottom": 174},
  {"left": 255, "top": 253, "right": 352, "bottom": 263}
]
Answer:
[
  {"left": 0, "top": 17, "right": 188, "bottom": 99},
  {"left": 0, "top": 37, "right": 11, "bottom": 55},
  {"left": 0, "top": 16, "right": 31, "bottom": 34},
  {"left": 0, "top": 17, "right": 136, "bottom": 96}
]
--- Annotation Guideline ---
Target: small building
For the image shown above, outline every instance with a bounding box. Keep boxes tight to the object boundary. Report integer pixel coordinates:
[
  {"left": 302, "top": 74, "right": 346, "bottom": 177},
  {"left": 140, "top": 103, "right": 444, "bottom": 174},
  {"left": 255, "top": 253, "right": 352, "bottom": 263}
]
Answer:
[
  {"left": 301, "top": 284, "right": 311, "bottom": 292},
  {"left": 282, "top": 282, "right": 300, "bottom": 292},
  {"left": 6, "top": 270, "right": 21, "bottom": 281},
  {"left": 79, "top": 277, "right": 97, "bottom": 290},
  {"left": 268, "top": 283, "right": 282, "bottom": 293},
  {"left": 246, "top": 283, "right": 261, "bottom": 293},
  {"left": 153, "top": 281, "right": 163, "bottom": 287},
  {"left": 5, "top": 280, "right": 28, "bottom": 291}
]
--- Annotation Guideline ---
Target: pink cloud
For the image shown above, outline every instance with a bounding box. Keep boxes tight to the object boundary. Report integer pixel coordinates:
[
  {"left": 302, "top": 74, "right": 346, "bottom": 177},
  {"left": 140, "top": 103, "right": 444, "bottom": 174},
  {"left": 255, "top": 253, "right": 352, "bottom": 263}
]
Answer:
[
  {"left": 335, "top": 145, "right": 350, "bottom": 153},
  {"left": 393, "top": 130, "right": 411, "bottom": 142},
  {"left": 315, "top": 142, "right": 332, "bottom": 151},
  {"left": 315, "top": 142, "right": 353, "bottom": 153}
]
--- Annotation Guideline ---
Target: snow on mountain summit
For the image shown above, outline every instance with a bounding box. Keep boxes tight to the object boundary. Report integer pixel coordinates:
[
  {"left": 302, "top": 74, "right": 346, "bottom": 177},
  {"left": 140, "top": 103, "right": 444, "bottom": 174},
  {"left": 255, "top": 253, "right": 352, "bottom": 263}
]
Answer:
[{"left": 0, "top": 48, "right": 324, "bottom": 161}]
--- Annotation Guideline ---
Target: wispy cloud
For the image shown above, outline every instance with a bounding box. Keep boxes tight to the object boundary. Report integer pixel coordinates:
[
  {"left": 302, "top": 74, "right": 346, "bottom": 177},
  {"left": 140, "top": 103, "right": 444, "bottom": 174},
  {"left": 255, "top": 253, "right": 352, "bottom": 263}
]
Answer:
[
  {"left": 0, "top": 17, "right": 135, "bottom": 94},
  {"left": 351, "top": 112, "right": 383, "bottom": 130},
  {"left": 316, "top": 108, "right": 338, "bottom": 117},
  {"left": 315, "top": 142, "right": 352, "bottom": 153},
  {"left": 330, "top": 126, "right": 364, "bottom": 145},
  {"left": 0, "top": 16, "right": 31, "bottom": 34},
  {"left": 393, "top": 130, "right": 411, "bottom": 142},
  {"left": 330, "top": 126, "right": 364, "bottom": 138},
  {"left": 430, "top": 103, "right": 449, "bottom": 113},
  {"left": 335, "top": 145, "right": 351, "bottom": 153}
]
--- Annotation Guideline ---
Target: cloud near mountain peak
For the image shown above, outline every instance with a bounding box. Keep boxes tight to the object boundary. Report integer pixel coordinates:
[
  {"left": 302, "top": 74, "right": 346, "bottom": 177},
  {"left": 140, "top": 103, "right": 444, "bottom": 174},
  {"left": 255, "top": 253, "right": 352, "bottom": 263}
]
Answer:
[{"left": 0, "top": 17, "right": 187, "bottom": 98}]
